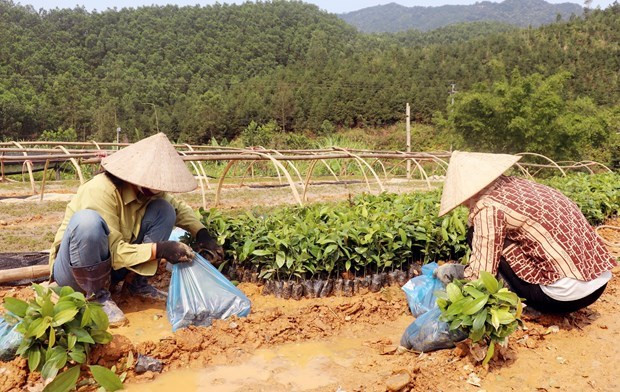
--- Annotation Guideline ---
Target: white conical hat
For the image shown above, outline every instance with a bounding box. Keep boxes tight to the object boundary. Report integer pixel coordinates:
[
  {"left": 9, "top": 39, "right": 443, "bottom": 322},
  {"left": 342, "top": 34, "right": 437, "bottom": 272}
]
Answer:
[
  {"left": 439, "top": 151, "right": 521, "bottom": 216},
  {"left": 101, "top": 133, "right": 197, "bottom": 193}
]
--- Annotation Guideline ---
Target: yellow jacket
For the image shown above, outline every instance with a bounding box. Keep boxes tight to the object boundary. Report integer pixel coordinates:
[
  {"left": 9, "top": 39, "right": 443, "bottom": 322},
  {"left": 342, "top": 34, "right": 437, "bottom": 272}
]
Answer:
[{"left": 49, "top": 173, "right": 204, "bottom": 276}]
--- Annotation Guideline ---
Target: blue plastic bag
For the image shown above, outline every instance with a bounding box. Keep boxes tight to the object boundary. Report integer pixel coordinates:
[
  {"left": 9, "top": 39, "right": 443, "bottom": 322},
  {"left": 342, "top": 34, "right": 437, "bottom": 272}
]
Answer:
[
  {"left": 167, "top": 254, "right": 251, "bottom": 331},
  {"left": 400, "top": 308, "right": 467, "bottom": 352},
  {"left": 401, "top": 262, "right": 444, "bottom": 317},
  {"left": 0, "top": 316, "right": 22, "bottom": 361}
]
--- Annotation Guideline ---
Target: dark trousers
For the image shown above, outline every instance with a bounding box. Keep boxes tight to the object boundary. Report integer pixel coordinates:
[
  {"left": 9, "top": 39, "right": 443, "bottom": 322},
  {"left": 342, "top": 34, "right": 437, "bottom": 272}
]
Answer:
[
  {"left": 498, "top": 260, "right": 606, "bottom": 313},
  {"left": 466, "top": 227, "right": 606, "bottom": 313},
  {"left": 53, "top": 198, "right": 176, "bottom": 291}
]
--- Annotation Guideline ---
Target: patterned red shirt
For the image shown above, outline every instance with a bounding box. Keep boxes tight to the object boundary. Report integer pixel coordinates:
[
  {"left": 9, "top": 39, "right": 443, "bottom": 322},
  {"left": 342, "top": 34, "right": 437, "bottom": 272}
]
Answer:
[{"left": 465, "top": 176, "right": 617, "bottom": 285}]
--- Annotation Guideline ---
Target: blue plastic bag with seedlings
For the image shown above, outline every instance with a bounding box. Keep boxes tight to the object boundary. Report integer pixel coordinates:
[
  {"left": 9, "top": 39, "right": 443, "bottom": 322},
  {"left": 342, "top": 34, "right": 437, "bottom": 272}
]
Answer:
[
  {"left": 0, "top": 315, "right": 22, "bottom": 361},
  {"left": 400, "top": 308, "right": 467, "bottom": 352},
  {"left": 166, "top": 253, "right": 251, "bottom": 331},
  {"left": 401, "top": 262, "right": 444, "bottom": 317}
]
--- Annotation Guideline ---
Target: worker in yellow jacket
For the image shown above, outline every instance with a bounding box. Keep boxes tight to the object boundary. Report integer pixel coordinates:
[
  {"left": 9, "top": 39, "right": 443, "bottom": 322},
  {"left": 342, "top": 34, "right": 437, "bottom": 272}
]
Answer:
[{"left": 49, "top": 133, "right": 223, "bottom": 326}]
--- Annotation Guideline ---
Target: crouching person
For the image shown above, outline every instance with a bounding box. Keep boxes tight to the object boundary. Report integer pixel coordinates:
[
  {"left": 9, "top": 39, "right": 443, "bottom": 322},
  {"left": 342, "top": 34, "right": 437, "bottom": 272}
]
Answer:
[
  {"left": 48, "top": 133, "right": 224, "bottom": 326},
  {"left": 435, "top": 151, "right": 616, "bottom": 314}
]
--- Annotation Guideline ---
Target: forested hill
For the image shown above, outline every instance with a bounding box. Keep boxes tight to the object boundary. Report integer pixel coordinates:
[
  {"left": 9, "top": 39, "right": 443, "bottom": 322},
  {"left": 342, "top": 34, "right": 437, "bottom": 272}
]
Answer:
[
  {"left": 340, "top": 0, "right": 583, "bottom": 32},
  {"left": 0, "top": 1, "right": 618, "bottom": 144}
]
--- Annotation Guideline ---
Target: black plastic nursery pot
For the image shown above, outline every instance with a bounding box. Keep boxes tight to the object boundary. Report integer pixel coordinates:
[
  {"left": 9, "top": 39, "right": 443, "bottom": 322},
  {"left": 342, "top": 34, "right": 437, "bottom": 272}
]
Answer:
[{"left": 231, "top": 262, "right": 423, "bottom": 300}]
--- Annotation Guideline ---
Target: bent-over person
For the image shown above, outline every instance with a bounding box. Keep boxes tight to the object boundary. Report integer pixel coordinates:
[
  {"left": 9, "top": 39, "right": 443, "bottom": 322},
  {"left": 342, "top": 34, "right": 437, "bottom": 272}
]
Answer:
[
  {"left": 49, "top": 133, "right": 224, "bottom": 326},
  {"left": 435, "top": 151, "right": 616, "bottom": 314}
]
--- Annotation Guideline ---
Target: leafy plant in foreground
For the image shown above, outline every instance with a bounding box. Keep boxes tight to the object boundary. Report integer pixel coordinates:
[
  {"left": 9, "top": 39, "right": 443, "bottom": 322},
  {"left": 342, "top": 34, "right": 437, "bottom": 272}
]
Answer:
[
  {"left": 436, "top": 271, "right": 523, "bottom": 365},
  {"left": 2, "top": 284, "right": 116, "bottom": 386}
]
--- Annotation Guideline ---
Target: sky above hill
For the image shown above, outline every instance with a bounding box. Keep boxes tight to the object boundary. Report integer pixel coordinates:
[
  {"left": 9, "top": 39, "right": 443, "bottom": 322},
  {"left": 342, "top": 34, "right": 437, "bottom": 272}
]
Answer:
[{"left": 15, "top": 0, "right": 615, "bottom": 13}]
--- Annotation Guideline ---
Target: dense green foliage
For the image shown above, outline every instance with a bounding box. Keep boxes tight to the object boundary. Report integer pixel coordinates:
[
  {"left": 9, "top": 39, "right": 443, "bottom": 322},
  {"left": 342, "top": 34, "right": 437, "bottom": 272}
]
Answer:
[
  {"left": 440, "top": 70, "right": 619, "bottom": 161},
  {"left": 202, "top": 191, "right": 470, "bottom": 280},
  {"left": 201, "top": 173, "right": 619, "bottom": 280},
  {"left": 543, "top": 173, "right": 620, "bottom": 224},
  {"left": 437, "top": 272, "right": 522, "bottom": 365},
  {"left": 0, "top": 1, "right": 618, "bottom": 153},
  {"left": 339, "top": 0, "right": 582, "bottom": 33}
]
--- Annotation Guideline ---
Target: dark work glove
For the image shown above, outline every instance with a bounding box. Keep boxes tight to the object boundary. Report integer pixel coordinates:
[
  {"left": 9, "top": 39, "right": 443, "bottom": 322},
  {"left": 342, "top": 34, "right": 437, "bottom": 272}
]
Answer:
[
  {"left": 433, "top": 263, "right": 466, "bottom": 285},
  {"left": 196, "top": 228, "right": 225, "bottom": 266},
  {"left": 156, "top": 241, "right": 194, "bottom": 264}
]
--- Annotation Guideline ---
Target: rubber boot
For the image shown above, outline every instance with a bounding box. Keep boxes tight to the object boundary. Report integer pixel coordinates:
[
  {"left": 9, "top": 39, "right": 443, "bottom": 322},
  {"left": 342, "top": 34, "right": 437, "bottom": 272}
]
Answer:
[
  {"left": 126, "top": 274, "right": 168, "bottom": 301},
  {"left": 93, "top": 289, "right": 128, "bottom": 327},
  {"left": 71, "top": 258, "right": 127, "bottom": 327}
]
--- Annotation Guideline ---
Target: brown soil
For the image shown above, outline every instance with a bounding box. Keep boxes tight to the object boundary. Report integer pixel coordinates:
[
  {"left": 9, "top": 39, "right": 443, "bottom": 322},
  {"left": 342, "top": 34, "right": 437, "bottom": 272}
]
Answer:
[
  {"left": 3, "top": 261, "right": 620, "bottom": 392},
  {"left": 0, "top": 182, "right": 617, "bottom": 391}
]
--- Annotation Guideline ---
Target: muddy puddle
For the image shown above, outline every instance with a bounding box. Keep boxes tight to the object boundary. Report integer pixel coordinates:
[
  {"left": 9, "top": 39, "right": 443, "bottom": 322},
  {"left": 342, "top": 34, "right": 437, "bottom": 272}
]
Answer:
[
  {"left": 113, "top": 300, "right": 171, "bottom": 344},
  {"left": 126, "top": 316, "right": 411, "bottom": 392}
]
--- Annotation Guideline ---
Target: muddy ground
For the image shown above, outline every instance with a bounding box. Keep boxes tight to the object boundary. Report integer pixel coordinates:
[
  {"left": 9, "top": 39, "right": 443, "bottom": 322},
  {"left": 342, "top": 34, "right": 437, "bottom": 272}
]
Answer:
[{"left": 0, "top": 181, "right": 618, "bottom": 391}]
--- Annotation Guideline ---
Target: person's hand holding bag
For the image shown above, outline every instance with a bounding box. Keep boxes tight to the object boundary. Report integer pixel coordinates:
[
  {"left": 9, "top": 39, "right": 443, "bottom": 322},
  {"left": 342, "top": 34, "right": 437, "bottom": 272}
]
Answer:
[
  {"left": 155, "top": 241, "right": 194, "bottom": 264},
  {"left": 196, "top": 228, "right": 225, "bottom": 266}
]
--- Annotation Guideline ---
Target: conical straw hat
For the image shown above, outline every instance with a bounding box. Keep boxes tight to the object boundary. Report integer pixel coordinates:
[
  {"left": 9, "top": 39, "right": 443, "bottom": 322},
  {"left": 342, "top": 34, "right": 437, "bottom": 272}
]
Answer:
[
  {"left": 438, "top": 151, "right": 521, "bottom": 216},
  {"left": 101, "top": 133, "right": 197, "bottom": 193}
]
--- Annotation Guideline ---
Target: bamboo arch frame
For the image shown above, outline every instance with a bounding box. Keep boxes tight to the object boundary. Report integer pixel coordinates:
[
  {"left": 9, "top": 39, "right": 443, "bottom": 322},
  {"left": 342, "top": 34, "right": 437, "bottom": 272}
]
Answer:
[
  {"left": 215, "top": 151, "right": 303, "bottom": 207},
  {"left": 516, "top": 152, "right": 567, "bottom": 177},
  {"left": 331, "top": 147, "right": 385, "bottom": 193},
  {"left": 11, "top": 141, "right": 36, "bottom": 194},
  {"left": 179, "top": 151, "right": 208, "bottom": 210},
  {"left": 184, "top": 144, "right": 211, "bottom": 190},
  {"left": 56, "top": 145, "right": 85, "bottom": 184},
  {"left": 1, "top": 142, "right": 615, "bottom": 204}
]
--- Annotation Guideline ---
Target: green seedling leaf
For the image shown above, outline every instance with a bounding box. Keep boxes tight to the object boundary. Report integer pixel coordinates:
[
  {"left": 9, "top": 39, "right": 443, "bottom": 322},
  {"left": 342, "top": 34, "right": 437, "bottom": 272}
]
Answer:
[
  {"left": 28, "top": 317, "right": 52, "bottom": 339},
  {"left": 463, "top": 285, "right": 485, "bottom": 299},
  {"left": 480, "top": 271, "right": 499, "bottom": 294},
  {"left": 482, "top": 341, "right": 495, "bottom": 366},
  {"left": 251, "top": 249, "right": 272, "bottom": 256},
  {"left": 53, "top": 299, "right": 78, "bottom": 314},
  {"left": 28, "top": 347, "right": 41, "bottom": 372},
  {"left": 67, "top": 334, "right": 77, "bottom": 351},
  {"left": 53, "top": 309, "right": 79, "bottom": 327},
  {"left": 89, "top": 306, "right": 109, "bottom": 331},
  {"left": 69, "top": 327, "right": 95, "bottom": 344},
  {"left": 495, "top": 309, "right": 516, "bottom": 325},
  {"left": 472, "top": 308, "right": 488, "bottom": 333},
  {"left": 461, "top": 295, "right": 489, "bottom": 316},
  {"left": 446, "top": 283, "right": 463, "bottom": 303},
  {"left": 32, "top": 284, "right": 47, "bottom": 298},
  {"left": 91, "top": 330, "right": 113, "bottom": 345},
  {"left": 444, "top": 297, "right": 472, "bottom": 317},
  {"left": 59, "top": 286, "right": 75, "bottom": 297},
  {"left": 42, "top": 365, "right": 80, "bottom": 392},
  {"left": 69, "top": 348, "right": 86, "bottom": 364},
  {"left": 67, "top": 292, "right": 86, "bottom": 303},
  {"left": 490, "top": 308, "right": 501, "bottom": 330},
  {"left": 48, "top": 328, "right": 56, "bottom": 349},
  {"left": 89, "top": 365, "right": 124, "bottom": 391},
  {"left": 81, "top": 306, "right": 92, "bottom": 327},
  {"left": 3, "top": 297, "right": 28, "bottom": 318},
  {"left": 41, "top": 297, "right": 55, "bottom": 318},
  {"left": 492, "top": 291, "right": 519, "bottom": 306},
  {"left": 449, "top": 318, "right": 463, "bottom": 330},
  {"left": 41, "top": 360, "right": 61, "bottom": 381}
]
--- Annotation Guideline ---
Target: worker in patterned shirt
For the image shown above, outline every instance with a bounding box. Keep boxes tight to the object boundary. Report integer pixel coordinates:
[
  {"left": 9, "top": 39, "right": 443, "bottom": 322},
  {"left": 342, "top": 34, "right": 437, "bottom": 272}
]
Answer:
[{"left": 434, "top": 151, "right": 617, "bottom": 314}]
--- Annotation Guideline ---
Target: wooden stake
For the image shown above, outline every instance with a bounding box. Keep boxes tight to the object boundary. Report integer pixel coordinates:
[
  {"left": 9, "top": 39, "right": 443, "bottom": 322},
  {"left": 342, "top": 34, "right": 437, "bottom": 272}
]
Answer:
[{"left": 406, "top": 103, "right": 411, "bottom": 179}]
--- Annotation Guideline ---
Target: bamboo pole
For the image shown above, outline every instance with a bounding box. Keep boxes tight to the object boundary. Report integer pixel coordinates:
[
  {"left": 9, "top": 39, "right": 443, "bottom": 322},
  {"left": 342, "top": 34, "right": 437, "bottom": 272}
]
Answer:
[{"left": 0, "top": 265, "right": 49, "bottom": 284}]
